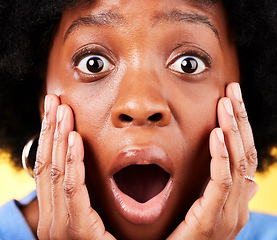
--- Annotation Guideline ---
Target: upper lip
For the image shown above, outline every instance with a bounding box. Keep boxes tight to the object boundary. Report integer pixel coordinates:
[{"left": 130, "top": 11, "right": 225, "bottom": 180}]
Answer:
[{"left": 110, "top": 146, "right": 173, "bottom": 177}]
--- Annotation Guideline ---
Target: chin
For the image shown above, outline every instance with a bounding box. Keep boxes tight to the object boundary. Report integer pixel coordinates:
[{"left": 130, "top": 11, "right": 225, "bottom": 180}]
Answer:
[{"left": 94, "top": 180, "right": 199, "bottom": 240}]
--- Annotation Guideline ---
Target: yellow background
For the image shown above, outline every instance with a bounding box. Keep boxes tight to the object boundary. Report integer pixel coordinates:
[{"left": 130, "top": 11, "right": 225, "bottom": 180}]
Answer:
[{"left": 0, "top": 151, "right": 277, "bottom": 215}]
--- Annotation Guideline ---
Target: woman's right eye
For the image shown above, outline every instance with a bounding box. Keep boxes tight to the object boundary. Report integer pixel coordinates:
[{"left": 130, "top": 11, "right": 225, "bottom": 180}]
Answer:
[{"left": 76, "top": 55, "right": 113, "bottom": 75}]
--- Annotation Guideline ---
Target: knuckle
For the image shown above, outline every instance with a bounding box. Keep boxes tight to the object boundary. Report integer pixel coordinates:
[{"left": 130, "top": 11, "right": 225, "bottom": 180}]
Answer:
[
  {"left": 33, "top": 156, "right": 49, "bottom": 179},
  {"left": 230, "top": 123, "right": 240, "bottom": 135},
  {"left": 236, "top": 108, "right": 249, "bottom": 123},
  {"left": 220, "top": 153, "right": 230, "bottom": 163},
  {"left": 220, "top": 176, "right": 233, "bottom": 192},
  {"left": 50, "top": 166, "right": 64, "bottom": 184},
  {"left": 66, "top": 153, "right": 76, "bottom": 166},
  {"left": 40, "top": 120, "right": 50, "bottom": 135},
  {"left": 63, "top": 181, "right": 77, "bottom": 199},
  {"left": 246, "top": 145, "right": 258, "bottom": 168},
  {"left": 53, "top": 129, "right": 63, "bottom": 146},
  {"left": 40, "top": 120, "right": 54, "bottom": 137},
  {"left": 237, "top": 156, "right": 247, "bottom": 176},
  {"left": 201, "top": 228, "right": 216, "bottom": 238}
]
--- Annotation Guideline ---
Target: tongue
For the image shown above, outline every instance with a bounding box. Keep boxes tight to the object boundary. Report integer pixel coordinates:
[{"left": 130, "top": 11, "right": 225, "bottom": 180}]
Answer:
[{"left": 114, "top": 164, "right": 170, "bottom": 203}]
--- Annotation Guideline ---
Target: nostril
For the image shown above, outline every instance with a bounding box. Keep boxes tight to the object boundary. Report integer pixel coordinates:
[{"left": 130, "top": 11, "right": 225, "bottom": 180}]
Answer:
[
  {"left": 148, "top": 113, "right": 162, "bottom": 122},
  {"left": 119, "top": 114, "right": 133, "bottom": 122}
]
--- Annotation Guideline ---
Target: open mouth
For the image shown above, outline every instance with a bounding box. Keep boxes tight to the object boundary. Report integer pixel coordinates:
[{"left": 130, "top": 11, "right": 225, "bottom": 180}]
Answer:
[
  {"left": 113, "top": 164, "right": 170, "bottom": 203},
  {"left": 110, "top": 147, "right": 173, "bottom": 224}
]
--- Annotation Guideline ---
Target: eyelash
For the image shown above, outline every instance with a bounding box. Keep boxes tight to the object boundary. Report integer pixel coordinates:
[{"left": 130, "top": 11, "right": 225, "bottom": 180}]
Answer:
[
  {"left": 72, "top": 47, "right": 212, "bottom": 65},
  {"left": 71, "top": 45, "right": 212, "bottom": 81},
  {"left": 72, "top": 46, "right": 107, "bottom": 66},
  {"left": 170, "top": 49, "right": 212, "bottom": 68}
]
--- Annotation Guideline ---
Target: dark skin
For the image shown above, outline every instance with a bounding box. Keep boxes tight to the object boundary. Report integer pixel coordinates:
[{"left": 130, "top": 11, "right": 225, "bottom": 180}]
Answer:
[{"left": 22, "top": 0, "right": 258, "bottom": 239}]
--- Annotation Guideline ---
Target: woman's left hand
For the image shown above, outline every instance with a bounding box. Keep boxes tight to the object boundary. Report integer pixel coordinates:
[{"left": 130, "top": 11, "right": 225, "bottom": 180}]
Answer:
[
  {"left": 167, "top": 82, "right": 259, "bottom": 240},
  {"left": 34, "top": 94, "right": 115, "bottom": 240}
]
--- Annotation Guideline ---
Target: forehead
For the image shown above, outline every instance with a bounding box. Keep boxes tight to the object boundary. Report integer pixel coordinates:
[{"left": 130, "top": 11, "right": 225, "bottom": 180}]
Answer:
[
  {"left": 74, "top": 0, "right": 219, "bottom": 10},
  {"left": 60, "top": 0, "right": 228, "bottom": 45},
  {"left": 62, "top": 0, "right": 225, "bottom": 30},
  {"left": 66, "top": 0, "right": 221, "bottom": 19}
]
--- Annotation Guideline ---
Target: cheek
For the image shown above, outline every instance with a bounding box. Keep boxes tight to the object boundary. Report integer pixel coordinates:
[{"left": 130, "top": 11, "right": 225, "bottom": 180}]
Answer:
[
  {"left": 169, "top": 83, "right": 219, "bottom": 176},
  {"left": 63, "top": 83, "right": 118, "bottom": 169},
  {"left": 66, "top": 87, "right": 115, "bottom": 139},
  {"left": 176, "top": 103, "right": 215, "bottom": 177},
  {"left": 169, "top": 82, "right": 219, "bottom": 139}
]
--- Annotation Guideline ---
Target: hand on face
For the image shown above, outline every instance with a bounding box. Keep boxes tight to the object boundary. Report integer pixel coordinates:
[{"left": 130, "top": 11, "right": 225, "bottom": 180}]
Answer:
[
  {"left": 167, "top": 82, "right": 258, "bottom": 240},
  {"left": 34, "top": 82, "right": 257, "bottom": 240},
  {"left": 34, "top": 94, "right": 115, "bottom": 239}
]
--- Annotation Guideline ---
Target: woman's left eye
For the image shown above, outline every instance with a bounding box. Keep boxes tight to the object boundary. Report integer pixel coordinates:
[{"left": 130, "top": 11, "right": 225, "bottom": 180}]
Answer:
[
  {"left": 168, "top": 56, "right": 206, "bottom": 75},
  {"left": 76, "top": 55, "right": 113, "bottom": 74}
]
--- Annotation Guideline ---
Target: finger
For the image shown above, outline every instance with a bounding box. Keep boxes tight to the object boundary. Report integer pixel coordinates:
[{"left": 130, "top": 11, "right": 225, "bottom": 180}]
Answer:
[
  {"left": 34, "top": 94, "right": 60, "bottom": 238},
  {"left": 226, "top": 83, "right": 259, "bottom": 232},
  {"left": 192, "top": 128, "right": 231, "bottom": 225},
  {"left": 64, "top": 132, "right": 115, "bottom": 239},
  {"left": 168, "top": 128, "right": 231, "bottom": 239},
  {"left": 226, "top": 83, "right": 258, "bottom": 179},
  {"left": 217, "top": 97, "right": 247, "bottom": 213},
  {"left": 50, "top": 105, "right": 74, "bottom": 236}
]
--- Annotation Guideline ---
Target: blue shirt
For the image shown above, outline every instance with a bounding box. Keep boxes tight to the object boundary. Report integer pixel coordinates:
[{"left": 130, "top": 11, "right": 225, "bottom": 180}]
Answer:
[
  {"left": 0, "top": 191, "right": 36, "bottom": 240},
  {"left": 0, "top": 191, "right": 277, "bottom": 239},
  {"left": 236, "top": 212, "right": 277, "bottom": 240}
]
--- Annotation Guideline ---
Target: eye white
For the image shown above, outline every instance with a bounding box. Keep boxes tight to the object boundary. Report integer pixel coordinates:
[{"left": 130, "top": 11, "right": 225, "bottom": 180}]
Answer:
[
  {"left": 169, "top": 56, "right": 206, "bottom": 75},
  {"left": 76, "top": 55, "right": 112, "bottom": 74}
]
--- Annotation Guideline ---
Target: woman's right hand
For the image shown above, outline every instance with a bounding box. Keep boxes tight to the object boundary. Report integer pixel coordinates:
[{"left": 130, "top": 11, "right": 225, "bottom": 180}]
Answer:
[{"left": 34, "top": 94, "right": 115, "bottom": 239}]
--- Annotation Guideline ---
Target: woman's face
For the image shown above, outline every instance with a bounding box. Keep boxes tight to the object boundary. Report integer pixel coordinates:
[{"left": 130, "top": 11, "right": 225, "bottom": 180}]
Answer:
[{"left": 46, "top": 0, "right": 239, "bottom": 238}]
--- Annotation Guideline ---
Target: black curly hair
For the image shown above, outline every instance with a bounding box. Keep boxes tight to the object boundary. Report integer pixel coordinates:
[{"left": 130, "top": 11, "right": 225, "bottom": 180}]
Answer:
[{"left": 0, "top": 0, "right": 276, "bottom": 171}]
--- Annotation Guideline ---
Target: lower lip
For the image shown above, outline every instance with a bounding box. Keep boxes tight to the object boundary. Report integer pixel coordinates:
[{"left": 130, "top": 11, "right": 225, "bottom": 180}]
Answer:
[{"left": 110, "top": 177, "right": 173, "bottom": 225}]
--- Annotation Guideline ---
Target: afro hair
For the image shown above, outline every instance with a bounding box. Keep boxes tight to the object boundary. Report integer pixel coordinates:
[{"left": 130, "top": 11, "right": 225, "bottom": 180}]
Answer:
[{"left": 0, "top": 0, "right": 277, "bottom": 171}]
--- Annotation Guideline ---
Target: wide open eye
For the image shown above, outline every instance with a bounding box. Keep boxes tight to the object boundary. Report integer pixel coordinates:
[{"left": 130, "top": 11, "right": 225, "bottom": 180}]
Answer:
[
  {"left": 169, "top": 56, "right": 206, "bottom": 75},
  {"left": 76, "top": 55, "right": 113, "bottom": 75}
]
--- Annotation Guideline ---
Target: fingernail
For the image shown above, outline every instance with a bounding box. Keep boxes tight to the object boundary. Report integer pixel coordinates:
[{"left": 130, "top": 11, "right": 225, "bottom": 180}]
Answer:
[
  {"left": 223, "top": 98, "right": 234, "bottom": 116},
  {"left": 68, "top": 132, "right": 76, "bottom": 147},
  {"left": 232, "top": 83, "right": 242, "bottom": 102},
  {"left": 57, "top": 106, "right": 65, "bottom": 123},
  {"left": 216, "top": 128, "right": 224, "bottom": 143},
  {"left": 44, "top": 95, "right": 52, "bottom": 122},
  {"left": 44, "top": 95, "right": 51, "bottom": 114}
]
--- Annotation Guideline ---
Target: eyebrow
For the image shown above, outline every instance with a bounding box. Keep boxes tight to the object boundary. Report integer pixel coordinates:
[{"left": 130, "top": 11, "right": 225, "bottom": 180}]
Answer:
[
  {"left": 64, "top": 12, "right": 124, "bottom": 42},
  {"left": 195, "top": 0, "right": 217, "bottom": 7},
  {"left": 153, "top": 10, "right": 220, "bottom": 42},
  {"left": 64, "top": 10, "right": 220, "bottom": 43}
]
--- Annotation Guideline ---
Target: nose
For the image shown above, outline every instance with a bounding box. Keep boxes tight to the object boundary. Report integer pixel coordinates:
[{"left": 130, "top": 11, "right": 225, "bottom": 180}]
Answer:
[{"left": 111, "top": 71, "right": 171, "bottom": 128}]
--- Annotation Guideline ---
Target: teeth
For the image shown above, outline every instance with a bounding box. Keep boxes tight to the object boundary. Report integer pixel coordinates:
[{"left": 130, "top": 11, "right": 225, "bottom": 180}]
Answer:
[{"left": 113, "top": 164, "right": 170, "bottom": 203}]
